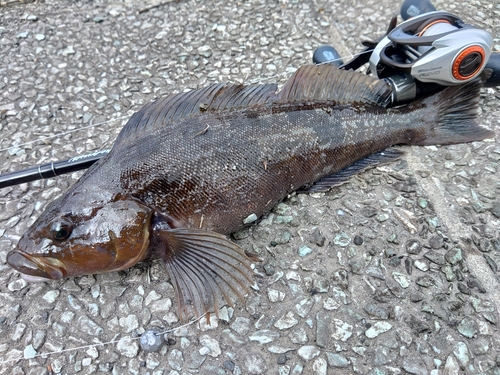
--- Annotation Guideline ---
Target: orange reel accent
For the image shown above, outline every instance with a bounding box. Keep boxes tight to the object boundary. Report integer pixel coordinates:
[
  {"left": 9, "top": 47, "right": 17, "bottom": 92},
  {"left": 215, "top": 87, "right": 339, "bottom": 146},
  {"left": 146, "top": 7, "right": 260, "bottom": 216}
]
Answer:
[{"left": 452, "top": 45, "right": 486, "bottom": 80}]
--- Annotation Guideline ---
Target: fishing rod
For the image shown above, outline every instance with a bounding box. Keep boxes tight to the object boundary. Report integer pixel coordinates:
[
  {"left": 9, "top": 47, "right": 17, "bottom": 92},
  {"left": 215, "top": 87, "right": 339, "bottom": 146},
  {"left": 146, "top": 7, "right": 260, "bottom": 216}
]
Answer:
[
  {"left": 0, "top": 149, "right": 110, "bottom": 188},
  {"left": 0, "top": 0, "right": 499, "bottom": 189}
]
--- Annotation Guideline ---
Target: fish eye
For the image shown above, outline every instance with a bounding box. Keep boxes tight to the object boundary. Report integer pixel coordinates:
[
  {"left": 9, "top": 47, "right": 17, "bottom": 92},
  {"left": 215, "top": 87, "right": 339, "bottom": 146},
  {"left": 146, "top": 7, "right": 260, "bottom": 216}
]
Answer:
[{"left": 50, "top": 219, "right": 73, "bottom": 241}]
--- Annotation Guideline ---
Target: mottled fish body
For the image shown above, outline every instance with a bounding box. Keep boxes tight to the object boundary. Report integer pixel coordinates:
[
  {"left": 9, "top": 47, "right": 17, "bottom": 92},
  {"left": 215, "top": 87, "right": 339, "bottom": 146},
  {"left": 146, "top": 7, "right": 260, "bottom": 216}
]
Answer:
[{"left": 7, "top": 65, "right": 493, "bottom": 320}]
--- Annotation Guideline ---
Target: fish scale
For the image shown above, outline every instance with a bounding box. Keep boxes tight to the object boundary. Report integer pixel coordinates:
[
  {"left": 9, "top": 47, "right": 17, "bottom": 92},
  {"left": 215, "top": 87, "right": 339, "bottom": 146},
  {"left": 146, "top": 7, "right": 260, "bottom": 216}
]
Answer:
[{"left": 7, "top": 65, "right": 494, "bottom": 321}]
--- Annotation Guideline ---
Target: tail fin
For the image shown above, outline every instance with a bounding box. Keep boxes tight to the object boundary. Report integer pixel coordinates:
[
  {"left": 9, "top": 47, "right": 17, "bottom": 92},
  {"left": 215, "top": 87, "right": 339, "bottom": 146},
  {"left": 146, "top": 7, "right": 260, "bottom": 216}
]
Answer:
[{"left": 411, "top": 79, "right": 494, "bottom": 146}]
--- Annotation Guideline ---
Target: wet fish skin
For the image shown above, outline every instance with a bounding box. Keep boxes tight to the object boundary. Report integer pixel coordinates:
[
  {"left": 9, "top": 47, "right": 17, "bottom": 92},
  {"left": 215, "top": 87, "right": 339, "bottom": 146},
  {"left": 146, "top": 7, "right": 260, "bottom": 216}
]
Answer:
[{"left": 7, "top": 65, "right": 494, "bottom": 320}]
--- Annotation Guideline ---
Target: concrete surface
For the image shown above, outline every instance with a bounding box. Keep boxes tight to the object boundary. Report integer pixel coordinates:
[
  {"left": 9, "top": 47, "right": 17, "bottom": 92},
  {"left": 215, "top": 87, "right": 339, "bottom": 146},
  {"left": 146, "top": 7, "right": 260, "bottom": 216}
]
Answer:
[{"left": 0, "top": 0, "right": 499, "bottom": 374}]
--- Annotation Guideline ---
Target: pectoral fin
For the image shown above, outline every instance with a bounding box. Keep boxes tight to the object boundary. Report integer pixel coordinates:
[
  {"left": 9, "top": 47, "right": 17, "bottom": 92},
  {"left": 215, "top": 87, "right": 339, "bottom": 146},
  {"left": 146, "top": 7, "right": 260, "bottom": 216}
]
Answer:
[{"left": 156, "top": 228, "right": 256, "bottom": 322}]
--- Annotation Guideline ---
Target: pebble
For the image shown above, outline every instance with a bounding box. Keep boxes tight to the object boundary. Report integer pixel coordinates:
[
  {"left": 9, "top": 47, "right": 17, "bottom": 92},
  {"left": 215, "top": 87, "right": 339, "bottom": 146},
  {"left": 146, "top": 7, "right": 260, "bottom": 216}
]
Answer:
[
  {"left": 199, "top": 335, "right": 221, "bottom": 357},
  {"left": 452, "top": 342, "right": 469, "bottom": 367},
  {"left": 469, "top": 337, "right": 489, "bottom": 355},
  {"left": 443, "top": 354, "right": 460, "bottom": 374},
  {"left": 32, "top": 330, "right": 47, "bottom": 350},
  {"left": 11, "top": 323, "right": 26, "bottom": 341},
  {"left": 323, "top": 297, "right": 341, "bottom": 310},
  {"left": 168, "top": 349, "right": 184, "bottom": 370},
  {"left": 249, "top": 330, "right": 280, "bottom": 344},
  {"left": 490, "top": 200, "right": 500, "bottom": 218},
  {"left": 325, "top": 352, "right": 349, "bottom": 368},
  {"left": 298, "top": 245, "right": 313, "bottom": 257},
  {"left": 267, "top": 289, "right": 286, "bottom": 302},
  {"left": 274, "top": 230, "right": 291, "bottom": 245},
  {"left": 414, "top": 259, "right": 429, "bottom": 271},
  {"left": 315, "top": 311, "right": 329, "bottom": 348},
  {"left": 366, "top": 267, "right": 385, "bottom": 280},
  {"left": 119, "top": 314, "right": 139, "bottom": 333},
  {"left": 149, "top": 298, "right": 172, "bottom": 313},
  {"left": 197, "top": 45, "right": 213, "bottom": 58},
  {"left": 428, "top": 235, "right": 444, "bottom": 249},
  {"left": 406, "top": 239, "right": 422, "bottom": 254},
  {"left": 353, "top": 235, "right": 363, "bottom": 245},
  {"left": 8, "top": 279, "right": 29, "bottom": 292},
  {"left": 312, "top": 357, "right": 327, "bottom": 375},
  {"left": 333, "top": 232, "right": 351, "bottom": 247},
  {"left": 416, "top": 276, "right": 434, "bottom": 287},
  {"left": 289, "top": 326, "right": 308, "bottom": 344},
  {"left": 295, "top": 298, "right": 314, "bottom": 318},
  {"left": 297, "top": 345, "right": 320, "bottom": 361},
  {"left": 42, "top": 290, "right": 60, "bottom": 304},
  {"left": 23, "top": 344, "right": 37, "bottom": 359},
  {"left": 274, "top": 311, "right": 299, "bottom": 330},
  {"left": 243, "top": 352, "right": 267, "bottom": 374},
  {"left": 392, "top": 272, "right": 410, "bottom": 288},
  {"left": 376, "top": 213, "right": 390, "bottom": 222},
  {"left": 424, "top": 251, "right": 446, "bottom": 265},
  {"left": 402, "top": 357, "right": 428, "bottom": 375},
  {"left": 221, "top": 329, "right": 246, "bottom": 347},
  {"left": 441, "top": 265, "right": 455, "bottom": 281},
  {"left": 457, "top": 317, "right": 478, "bottom": 338},
  {"left": 116, "top": 336, "right": 140, "bottom": 358},
  {"left": 365, "top": 321, "right": 392, "bottom": 338},
  {"left": 77, "top": 315, "right": 103, "bottom": 336},
  {"left": 243, "top": 213, "right": 258, "bottom": 224},
  {"left": 230, "top": 317, "right": 251, "bottom": 336},
  {"left": 331, "top": 318, "right": 353, "bottom": 342},
  {"left": 223, "top": 360, "right": 235, "bottom": 371},
  {"left": 364, "top": 304, "right": 390, "bottom": 320},
  {"left": 362, "top": 206, "right": 377, "bottom": 217},
  {"left": 268, "top": 345, "right": 297, "bottom": 354},
  {"left": 187, "top": 351, "right": 207, "bottom": 369},
  {"left": 61, "top": 45, "right": 76, "bottom": 55}
]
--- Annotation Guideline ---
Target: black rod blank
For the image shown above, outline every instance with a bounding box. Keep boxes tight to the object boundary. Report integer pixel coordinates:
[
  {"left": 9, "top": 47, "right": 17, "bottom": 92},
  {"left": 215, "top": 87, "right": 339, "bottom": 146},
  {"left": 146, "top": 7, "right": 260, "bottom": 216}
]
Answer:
[{"left": 0, "top": 149, "right": 110, "bottom": 189}]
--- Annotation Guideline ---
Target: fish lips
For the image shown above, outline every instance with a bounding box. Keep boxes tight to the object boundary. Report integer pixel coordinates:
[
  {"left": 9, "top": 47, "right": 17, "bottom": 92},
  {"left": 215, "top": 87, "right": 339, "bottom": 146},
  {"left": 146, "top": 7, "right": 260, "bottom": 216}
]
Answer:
[{"left": 6, "top": 251, "right": 66, "bottom": 281}]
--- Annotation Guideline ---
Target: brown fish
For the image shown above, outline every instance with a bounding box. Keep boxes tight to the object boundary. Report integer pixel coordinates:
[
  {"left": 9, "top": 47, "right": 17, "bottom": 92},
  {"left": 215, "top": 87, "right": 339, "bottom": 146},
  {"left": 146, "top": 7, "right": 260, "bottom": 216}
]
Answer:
[{"left": 7, "top": 65, "right": 493, "bottom": 321}]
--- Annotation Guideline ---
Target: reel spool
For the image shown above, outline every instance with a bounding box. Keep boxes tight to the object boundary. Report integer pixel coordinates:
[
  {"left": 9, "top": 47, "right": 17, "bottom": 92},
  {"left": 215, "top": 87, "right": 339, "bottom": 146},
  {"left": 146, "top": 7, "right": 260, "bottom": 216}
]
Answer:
[{"left": 369, "top": 11, "right": 493, "bottom": 86}]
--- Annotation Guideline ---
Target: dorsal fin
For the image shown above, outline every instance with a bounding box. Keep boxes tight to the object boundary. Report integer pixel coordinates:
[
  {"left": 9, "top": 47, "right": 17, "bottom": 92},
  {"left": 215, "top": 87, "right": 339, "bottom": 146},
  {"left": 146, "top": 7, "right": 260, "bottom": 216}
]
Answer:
[
  {"left": 276, "top": 65, "right": 392, "bottom": 107},
  {"left": 114, "top": 83, "right": 277, "bottom": 146}
]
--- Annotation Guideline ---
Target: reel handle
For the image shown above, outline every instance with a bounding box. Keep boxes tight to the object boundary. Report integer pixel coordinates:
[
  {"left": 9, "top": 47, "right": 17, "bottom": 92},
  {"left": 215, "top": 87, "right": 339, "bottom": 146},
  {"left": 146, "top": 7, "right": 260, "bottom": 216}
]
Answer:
[{"left": 483, "top": 53, "right": 500, "bottom": 87}]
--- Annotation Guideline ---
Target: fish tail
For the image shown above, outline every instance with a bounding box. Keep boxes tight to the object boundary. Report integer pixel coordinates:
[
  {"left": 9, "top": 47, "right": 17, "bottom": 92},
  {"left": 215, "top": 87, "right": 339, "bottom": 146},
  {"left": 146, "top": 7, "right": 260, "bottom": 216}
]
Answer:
[{"left": 410, "top": 79, "right": 494, "bottom": 146}]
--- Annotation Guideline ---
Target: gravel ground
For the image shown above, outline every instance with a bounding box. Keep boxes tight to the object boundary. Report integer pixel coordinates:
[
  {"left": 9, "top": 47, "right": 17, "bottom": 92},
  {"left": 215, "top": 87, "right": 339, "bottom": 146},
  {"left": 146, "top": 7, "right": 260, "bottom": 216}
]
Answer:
[{"left": 1, "top": 0, "right": 500, "bottom": 374}]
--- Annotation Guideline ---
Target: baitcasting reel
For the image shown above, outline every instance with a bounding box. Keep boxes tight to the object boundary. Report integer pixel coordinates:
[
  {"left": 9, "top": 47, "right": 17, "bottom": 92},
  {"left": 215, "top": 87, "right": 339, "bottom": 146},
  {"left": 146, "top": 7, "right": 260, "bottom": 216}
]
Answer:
[
  {"left": 313, "top": 9, "right": 499, "bottom": 104},
  {"left": 369, "top": 11, "right": 493, "bottom": 102}
]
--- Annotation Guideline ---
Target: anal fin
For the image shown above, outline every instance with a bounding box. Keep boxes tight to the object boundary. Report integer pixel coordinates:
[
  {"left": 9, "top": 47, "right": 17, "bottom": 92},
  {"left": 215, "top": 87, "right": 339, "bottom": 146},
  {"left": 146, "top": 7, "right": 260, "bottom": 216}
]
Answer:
[
  {"left": 157, "top": 228, "right": 256, "bottom": 322},
  {"left": 305, "top": 148, "right": 404, "bottom": 193}
]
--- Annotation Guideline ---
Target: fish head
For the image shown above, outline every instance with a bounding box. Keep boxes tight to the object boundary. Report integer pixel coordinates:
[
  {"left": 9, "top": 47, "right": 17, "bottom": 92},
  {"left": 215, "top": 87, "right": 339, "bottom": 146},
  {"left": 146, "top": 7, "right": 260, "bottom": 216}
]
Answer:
[{"left": 8, "top": 195, "right": 153, "bottom": 282}]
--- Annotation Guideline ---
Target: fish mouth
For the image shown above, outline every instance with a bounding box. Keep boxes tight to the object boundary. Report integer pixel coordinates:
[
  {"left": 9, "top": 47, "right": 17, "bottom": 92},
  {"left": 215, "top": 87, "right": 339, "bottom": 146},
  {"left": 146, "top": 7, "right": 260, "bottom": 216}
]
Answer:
[{"left": 6, "top": 251, "right": 66, "bottom": 281}]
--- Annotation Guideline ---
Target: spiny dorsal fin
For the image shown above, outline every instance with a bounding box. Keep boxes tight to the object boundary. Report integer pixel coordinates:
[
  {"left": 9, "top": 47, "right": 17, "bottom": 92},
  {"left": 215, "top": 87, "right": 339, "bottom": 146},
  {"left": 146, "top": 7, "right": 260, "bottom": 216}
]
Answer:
[
  {"left": 115, "top": 83, "right": 277, "bottom": 146},
  {"left": 276, "top": 65, "right": 392, "bottom": 107}
]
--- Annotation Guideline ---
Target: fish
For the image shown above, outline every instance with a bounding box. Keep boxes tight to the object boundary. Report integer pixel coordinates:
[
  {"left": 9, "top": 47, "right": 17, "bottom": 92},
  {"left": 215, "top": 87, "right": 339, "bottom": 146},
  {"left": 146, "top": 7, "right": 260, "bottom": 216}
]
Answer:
[{"left": 6, "top": 65, "right": 494, "bottom": 321}]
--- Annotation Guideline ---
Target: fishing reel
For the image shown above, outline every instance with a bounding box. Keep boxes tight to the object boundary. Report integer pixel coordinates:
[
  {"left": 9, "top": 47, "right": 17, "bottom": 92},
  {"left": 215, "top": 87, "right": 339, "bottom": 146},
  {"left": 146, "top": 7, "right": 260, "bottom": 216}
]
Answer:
[
  {"left": 369, "top": 11, "right": 493, "bottom": 102},
  {"left": 313, "top": 7, "right": 499, "bottom": 104}
]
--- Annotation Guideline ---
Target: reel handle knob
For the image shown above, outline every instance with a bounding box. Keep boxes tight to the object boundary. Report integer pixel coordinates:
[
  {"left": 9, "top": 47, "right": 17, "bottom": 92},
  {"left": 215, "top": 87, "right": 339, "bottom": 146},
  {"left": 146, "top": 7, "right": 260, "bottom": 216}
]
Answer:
[
  {"left": 400, "top": 0, "right": 436, "bottom": 20},
  {"left": 312, "top": 45, "right": 344, "bottom": 67}
]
